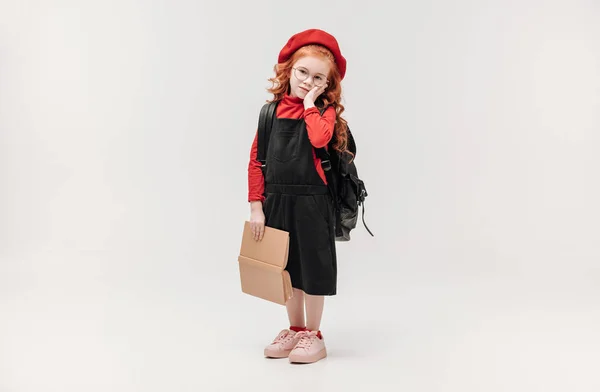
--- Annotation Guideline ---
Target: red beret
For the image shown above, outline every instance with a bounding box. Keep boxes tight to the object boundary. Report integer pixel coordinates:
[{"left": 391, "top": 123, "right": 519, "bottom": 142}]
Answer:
[{"left": 278, "top": 29, "right": 347, "bottom": 80}]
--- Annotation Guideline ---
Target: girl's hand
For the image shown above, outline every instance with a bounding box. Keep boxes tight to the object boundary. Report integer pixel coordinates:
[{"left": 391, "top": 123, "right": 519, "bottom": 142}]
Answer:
[
  {"left": 250, "top": 203, "right": 266, "bottom": 241},
  {"left": 303, "top": 83, "right": 328, "bottom": 109}
]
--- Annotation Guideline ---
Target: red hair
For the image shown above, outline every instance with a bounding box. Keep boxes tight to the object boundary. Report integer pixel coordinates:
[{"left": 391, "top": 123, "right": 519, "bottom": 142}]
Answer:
[{"left": 266, "top": 45, "right": 353, "bottom": 160}]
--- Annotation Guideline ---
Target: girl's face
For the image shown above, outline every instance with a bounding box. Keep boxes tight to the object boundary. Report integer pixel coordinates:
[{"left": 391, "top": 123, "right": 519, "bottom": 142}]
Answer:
[{"left": 289, "top": 55, "right": 331, "bottom": 99}]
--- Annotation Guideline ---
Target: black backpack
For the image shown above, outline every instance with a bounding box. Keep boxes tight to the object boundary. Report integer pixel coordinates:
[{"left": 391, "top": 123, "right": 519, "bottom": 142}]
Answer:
[{"left": 257, "top": 101, "right": 374, "bottom": 241}]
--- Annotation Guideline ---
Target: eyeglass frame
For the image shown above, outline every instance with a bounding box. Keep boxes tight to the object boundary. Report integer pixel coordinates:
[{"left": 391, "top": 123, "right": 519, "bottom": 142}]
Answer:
[{"left": 292, "top": 66, "right": 329, "bottom": 87}]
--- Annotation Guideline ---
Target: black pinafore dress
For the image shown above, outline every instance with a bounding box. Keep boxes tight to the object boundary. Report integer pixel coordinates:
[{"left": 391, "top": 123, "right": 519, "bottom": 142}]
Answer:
[{"left": 263, "top": 115, "right": 337, "bottom": 296}]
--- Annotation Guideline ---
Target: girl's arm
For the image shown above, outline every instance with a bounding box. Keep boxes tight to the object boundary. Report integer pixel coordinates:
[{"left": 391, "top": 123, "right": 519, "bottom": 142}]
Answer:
[
  {"left": 248, "top": 129, "right": 266, "bottom": 203},
  {"left": 248, "top": 130, "right": 266, "bottom": 241},
  {"left": 304, "top": 105, "right": 336, "bottom": 148}
]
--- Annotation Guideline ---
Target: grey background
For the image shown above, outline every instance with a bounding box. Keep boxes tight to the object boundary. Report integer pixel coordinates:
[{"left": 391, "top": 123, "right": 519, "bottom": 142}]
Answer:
[{"left": 1, "top": 0, "right": 599, "bottom": 391}]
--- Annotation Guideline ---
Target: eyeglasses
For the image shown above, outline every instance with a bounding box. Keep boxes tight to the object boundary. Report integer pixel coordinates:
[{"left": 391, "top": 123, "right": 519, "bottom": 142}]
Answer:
[{"left": 292, "top": 67, "right": 328, "bottom": 87}]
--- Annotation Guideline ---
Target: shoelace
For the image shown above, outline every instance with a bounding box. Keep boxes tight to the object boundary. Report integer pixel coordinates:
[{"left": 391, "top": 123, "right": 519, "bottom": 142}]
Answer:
[
  {"left": 272, "top": 330, "right": 294, "bottom": 345},
  {"left": 294, "top": 332, "right": 318, "bottom": 350}
]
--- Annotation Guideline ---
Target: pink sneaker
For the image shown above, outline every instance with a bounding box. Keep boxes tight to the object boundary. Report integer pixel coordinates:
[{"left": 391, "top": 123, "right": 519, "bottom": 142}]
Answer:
[
  {"left": 264, "top": 329, "right": 302, "bottom": 358},
  {"left": 288, "top": 331, "right": 327, "bottom": 364}
]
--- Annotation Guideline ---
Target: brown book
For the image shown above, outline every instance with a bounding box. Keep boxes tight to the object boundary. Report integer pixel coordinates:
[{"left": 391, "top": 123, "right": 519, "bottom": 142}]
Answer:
[{"left": 238, "top": 221, "right": 293, "bottom": 305}]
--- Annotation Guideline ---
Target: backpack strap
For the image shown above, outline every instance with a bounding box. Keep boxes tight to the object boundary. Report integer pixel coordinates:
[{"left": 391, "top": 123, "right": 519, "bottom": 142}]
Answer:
[
  {"left": 314, "top": 110, "right": 342, "bottom": 236},
  {"left": 314, "top": 105, "right": 333, "bottom": 170},
  {"left": 356, "top": 178, "right": 374, "bottom": 237},
  {"left": 314, "top": 105, "right": 342, "bottom": 237},
  {"left": 315, "top": 145, "right": 342, "bottom": 238},
  {"left": 257, "top": 101, "right": 278, "bottom": 175}
]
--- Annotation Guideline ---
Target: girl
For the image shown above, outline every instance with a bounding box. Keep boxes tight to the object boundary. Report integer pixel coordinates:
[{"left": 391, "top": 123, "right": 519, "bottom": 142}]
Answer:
[{"left": 247, "top": 29, "right": 350, "bottom": 364}]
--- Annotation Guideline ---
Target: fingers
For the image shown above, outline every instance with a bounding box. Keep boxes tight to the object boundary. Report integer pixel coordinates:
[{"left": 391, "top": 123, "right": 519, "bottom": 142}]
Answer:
[
  {"left": 251, "top": 221, "right": 265, "bottom": 241},
  {"left": 313, "top": 83, "right": 328, "bottom": 98},
  {"left": 251, "top": 222, "right": 258, "bottom": 241}
]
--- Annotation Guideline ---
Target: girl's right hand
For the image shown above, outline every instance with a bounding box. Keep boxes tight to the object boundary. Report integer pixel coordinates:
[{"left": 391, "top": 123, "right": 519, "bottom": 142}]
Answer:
[
  {"left": 303, "top": 83, "right": 329, "bottom": 110},
  {"left": 250, "top": 203, "right": 266, "bottom": 241}
]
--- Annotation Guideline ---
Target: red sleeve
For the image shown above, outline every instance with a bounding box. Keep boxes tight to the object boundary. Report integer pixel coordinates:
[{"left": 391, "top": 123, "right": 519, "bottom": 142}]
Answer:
[
  {"left": 304, "top": 105, "right": 336, "bottom": 148},
  {"left": 248, "top": 129, "right": 265, "bottom": 203}
]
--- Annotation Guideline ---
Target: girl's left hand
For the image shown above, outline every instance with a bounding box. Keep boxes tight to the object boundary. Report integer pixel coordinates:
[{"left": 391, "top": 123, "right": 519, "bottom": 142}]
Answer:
[{"left": 304, "top": 83, "right": 328, "bottom": 107}]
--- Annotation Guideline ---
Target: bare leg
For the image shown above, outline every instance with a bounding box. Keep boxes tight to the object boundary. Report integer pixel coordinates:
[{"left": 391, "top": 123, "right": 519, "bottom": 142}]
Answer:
[
  {"left": 305, "top": 294, "right": 325, "bottom": 331},
  {"left": 286, "top": 288, "right": 306, "bottom": 328}
]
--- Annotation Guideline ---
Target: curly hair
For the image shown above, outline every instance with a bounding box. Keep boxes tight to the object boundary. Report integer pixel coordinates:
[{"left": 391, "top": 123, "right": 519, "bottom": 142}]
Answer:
[{"left": 266, "top": 44, "right": 353, "bottom": 160}]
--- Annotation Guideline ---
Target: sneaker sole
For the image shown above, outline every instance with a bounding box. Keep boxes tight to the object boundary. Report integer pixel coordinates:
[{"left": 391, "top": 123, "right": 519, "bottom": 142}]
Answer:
[
  {"left": 264, "top": 348, "right": 292, "bottom": 358},
  {"left": 288, "top": 348, "right": 327, "bottom": 364}
]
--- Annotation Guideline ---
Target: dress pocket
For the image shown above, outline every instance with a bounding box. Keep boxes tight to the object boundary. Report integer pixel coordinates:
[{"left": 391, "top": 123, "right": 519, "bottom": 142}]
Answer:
[
  {"left": 297, "top": 195, "right": 332, "bottom": 251},
  {"left": 307, "top": 195, "right": 331, "bottom": 227},
  {"left": 270, "top": 128, "right": 299, "bottom": 162}
]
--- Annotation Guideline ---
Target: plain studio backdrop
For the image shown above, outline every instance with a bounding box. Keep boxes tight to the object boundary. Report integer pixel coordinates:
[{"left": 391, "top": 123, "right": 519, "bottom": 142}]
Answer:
[{"left": 1, "top": 1, "right": 599, "bottom": 391}]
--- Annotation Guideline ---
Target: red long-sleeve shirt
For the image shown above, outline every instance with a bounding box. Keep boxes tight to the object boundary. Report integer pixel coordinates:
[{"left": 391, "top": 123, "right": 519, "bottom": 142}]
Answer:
[{"left": 248, "top": 93, "right": 337, "bottom": 202}]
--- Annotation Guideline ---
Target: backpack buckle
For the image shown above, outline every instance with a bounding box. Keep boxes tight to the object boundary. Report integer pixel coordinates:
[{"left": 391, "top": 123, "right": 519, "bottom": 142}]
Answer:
[
  {"left": 321, "top": 160, "right": 331, "bottom": 172},
  {"left": 358, "top": 183, "right": 368, "bottom": 202}
]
